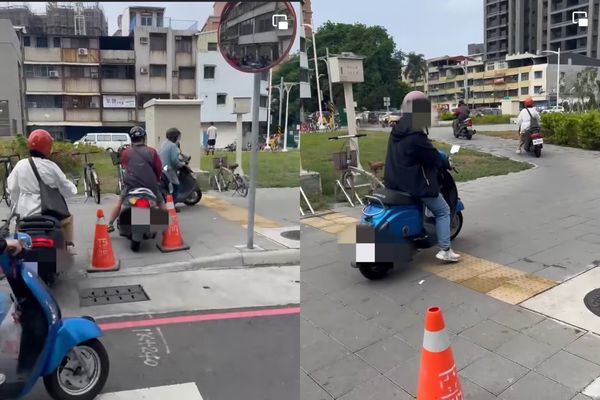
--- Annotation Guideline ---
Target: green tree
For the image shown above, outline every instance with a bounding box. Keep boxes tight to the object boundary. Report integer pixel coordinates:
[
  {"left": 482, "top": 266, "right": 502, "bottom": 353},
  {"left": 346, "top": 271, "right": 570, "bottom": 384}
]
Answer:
[
  {"left": 403, "top": 52, "right": 427, "bottom": 88},
  {"left": 307, "top": 22, "right": 409, "bottom": 111}
]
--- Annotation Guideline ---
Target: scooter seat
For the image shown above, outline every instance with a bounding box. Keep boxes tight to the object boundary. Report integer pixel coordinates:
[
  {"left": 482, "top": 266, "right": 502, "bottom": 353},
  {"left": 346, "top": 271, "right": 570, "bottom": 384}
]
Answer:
[
  {"left": 370, "top": 188, "right": 420, "bottom": 206},
  {"left": 19, "top": 215, "right": 61, "bottom": 230},
  {"left": 228, "top": 164, "right": 239, "bottom": 171}
]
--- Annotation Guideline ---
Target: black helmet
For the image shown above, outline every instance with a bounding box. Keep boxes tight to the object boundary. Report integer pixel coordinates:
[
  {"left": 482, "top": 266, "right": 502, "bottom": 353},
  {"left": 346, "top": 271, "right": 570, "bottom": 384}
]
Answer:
[
  {"left": 166, "top": 127, "right": 181, "bottom": 142},
  {"left": 129, "top": 126, "right": 146, "bottom": 140}
]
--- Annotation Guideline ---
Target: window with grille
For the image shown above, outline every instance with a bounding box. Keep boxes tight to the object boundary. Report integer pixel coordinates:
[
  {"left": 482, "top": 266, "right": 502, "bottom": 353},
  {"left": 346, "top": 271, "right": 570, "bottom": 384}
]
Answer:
[
  {"left": 25, "top": 65, "right": 59, "bottom": 78},
  {"left": 36, "top": 36, "right": 48, "bottom": 48},
  {"left": 53, "top": 37, "right": 61, "bottom": 48},
  {"left": 204, "top": 65, "right": 215, "bottom": 79},
  {"left": 141, "top": 14, "right": 153, "bottom": 26},
  {"left": 217, "top": 93, "right": 226, "bottom": 105},
  {"left": 65, "top": 96, "right": 100, "bottom": 109},
  {"left": 260, "top": 95, "right": 268, "bottom": 107},
  {"left": 150, "top": 65, "right": 167, "bottom": 77},
  {"left": 175, "top": 36, "right": 192, "bottom": 53},
  {"left": 207, "top": 42, "right": 217, "bottom": 51},
  {"left": 23, "top": 36, "right": 30, "bottom": 47},
  {"left": 102, "top": 65, "right": 135, "bottom": 79},
  {"left": 26, "top": 95, "right": 63, "bottom": 108},
  {"left": 179, "top": 67, "right": 195, "bottom": 79},
  {"left": 150, "top": 33, "right": 167, "bottom": 51},
  {"left": 534, "top": 71, "right": 543, "bottom": 79}
]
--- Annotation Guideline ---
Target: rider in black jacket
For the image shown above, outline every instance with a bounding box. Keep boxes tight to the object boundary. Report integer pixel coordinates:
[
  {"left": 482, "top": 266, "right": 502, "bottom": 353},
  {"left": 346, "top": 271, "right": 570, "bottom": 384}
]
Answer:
[{"left": 384, "top": 91, "right": 460, "bottom": 262}]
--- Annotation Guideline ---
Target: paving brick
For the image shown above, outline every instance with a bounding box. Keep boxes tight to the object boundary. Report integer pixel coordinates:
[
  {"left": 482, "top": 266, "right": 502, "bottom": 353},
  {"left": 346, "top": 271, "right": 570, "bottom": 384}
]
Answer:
[
  {"left": 460, "top": 352, "right": 528, "bottom": 395},
  {"left": 301, "top": 372, "right": 334, "bottom": 400},
  {"left": 356, "top": 335, "right": 418, "bottom": 373},
  {"left": 323, "top": 310, "right": 390, "bottom": 352},
  {"left": 571, "top": 394, "right": 593, "bottom": 400},
  {"left": 301, "top": 335, "right": 351, "bottom": 373},
  {"left": 301, "top": 319, "right": 330, "bottom": 349},
  {"left": 460, "top": 319, "right": 520, "bottom": 351},
  {"left": 384, "top": 354, "right": 421, "bottom": 397},
  {"left": 371, "top": 305, "right": 423, "bottom": 335},
  {"left": 338, "top": 375, "right": 413, "bottom": 400},
  {"left": 442, "top": 303, "right": 490, "bottom": 334},
  {"left": 311, "top": 354, "right": 380, "bottom": 399},
  {"left": 459, "top": 377, "right": 497, "bottom": 399},
  {"left": 522, "top": 318, "right": 584, "bottom": 348},
  {"left": 565, "top": 333, "right": 600, "bottom": 366},
  {"left": 450, "top": 334, "right": 493, "bottom": 371},
  {"left": 536, "top": 351, "right": 600, "bottom": 391},
  {"left": 396, "top": 321, "right": 426, "bottom": 350},
  {"left": 489, "top": 307, "right": 545, "bottom": 331},
  {"left": 495, "top": 332, "right": 561, "bottom": 368},
  {"left": 499, "top": 371, "right": 575, "bottom": 400},
  {"left": 302, "top": 263, "right": 362, "bottom": 294}
]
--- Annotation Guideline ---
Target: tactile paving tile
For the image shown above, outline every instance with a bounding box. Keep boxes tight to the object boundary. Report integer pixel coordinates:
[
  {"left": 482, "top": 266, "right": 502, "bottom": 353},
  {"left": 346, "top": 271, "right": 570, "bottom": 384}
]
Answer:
[
  {"left": 487, "top": 283, "right": 534, "bottom": 304},
  {"left": 461, "top": 268, "right": 528, "bottom": 293},
  {"left": 321, "top": 224, "right": 351, "bottom": 235},
  {"left": 301, "top": 217, "right": 336, "bottom": 229},
  {"left": 322, "top": 213, "right": 346, "bottom": 221}
]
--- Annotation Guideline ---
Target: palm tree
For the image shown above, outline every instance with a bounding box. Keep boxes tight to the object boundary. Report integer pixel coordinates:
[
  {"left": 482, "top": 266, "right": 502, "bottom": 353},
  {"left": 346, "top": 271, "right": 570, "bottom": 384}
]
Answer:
[{"left": 403, "top": 52, "right": 427, "bottom": 89}]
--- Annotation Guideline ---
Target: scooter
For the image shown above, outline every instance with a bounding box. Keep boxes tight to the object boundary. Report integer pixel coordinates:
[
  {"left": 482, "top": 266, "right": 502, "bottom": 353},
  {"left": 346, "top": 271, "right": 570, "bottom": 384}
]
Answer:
[
  {"left": 117, "top": 188, "right": 169, "bottom": 252},
  {"left": 0, "top": 213, "right": 109, "bottom": 400},
  {"left": 353, "top": 145, "right": 465, "bottom": 280},
  {"left": 454, "top": 118, "right": 475, "bottom": 140},
  {"left": 159, "top": 154, "right": 202, "bottom": 206},
  {"left": 15, "top": 215, "right": 66, "bottom": 287},
  {"left": 523, "top": 127, "right": 543, "bottom": 157}
]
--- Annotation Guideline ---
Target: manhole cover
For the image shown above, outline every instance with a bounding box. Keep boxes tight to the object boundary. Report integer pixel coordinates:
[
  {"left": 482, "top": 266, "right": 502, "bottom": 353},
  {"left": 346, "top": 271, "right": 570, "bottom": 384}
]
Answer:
[
  {"left": 280, "top": 229, "right": 300, "bottom": 241},
  {"left": 583, "top": 289, "right": 600, "bottom": 317},
  {"left": 80, "top": 285, "right": 149, "bottom": 307}
]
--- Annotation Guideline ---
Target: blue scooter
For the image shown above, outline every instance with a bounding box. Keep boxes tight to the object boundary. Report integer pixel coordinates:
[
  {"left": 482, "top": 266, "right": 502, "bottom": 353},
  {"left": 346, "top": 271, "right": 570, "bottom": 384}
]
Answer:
[
  {"left": 353, "top": 145, "right": 465, "bottom": 280},
  {"left": 0, "top": 212, "right": 109, "bottom": 399}
]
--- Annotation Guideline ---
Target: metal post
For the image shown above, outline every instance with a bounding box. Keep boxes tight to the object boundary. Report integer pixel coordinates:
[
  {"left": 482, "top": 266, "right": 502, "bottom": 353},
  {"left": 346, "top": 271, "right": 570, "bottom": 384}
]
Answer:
[
  {"left": 326, "top": 47, "right": 333, "bottom": 102},
  {"left": 266, "top": 68, "right": 273, "bottom": 149},
  {"left": 235, "top": 113, "right": 243, "bottom": 174},
  {"left": 283, "top": 82, "right": 297, "bottom": 152},
  {"left": 247, "top": 73, "right": 261, "bottom": 249},
  {"left": 310, "top": 28, "right": 324, "bottom": 127},
  {"left": 278, "top": 77, "right": 283, "bottom": 129},
  {"left": 556, "top": 47, "right": 560, "bottom": 108},
  {"left": 344, "top": 81, "right": 362, "bottom": 169}
]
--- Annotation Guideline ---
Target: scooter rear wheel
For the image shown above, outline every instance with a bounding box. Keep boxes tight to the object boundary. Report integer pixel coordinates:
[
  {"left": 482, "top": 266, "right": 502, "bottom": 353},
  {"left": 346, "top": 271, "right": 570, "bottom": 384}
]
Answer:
[
  {"left": 183, "top": 188, "right": 202, "bottom": 205},
  {"left": 43, "top": 338, "right": 110, "bottom": 400},
  {"left": 534, "top": 146, "right": 541, "bottom": 158},
  {"left": 357, "top": 262, "right": 391, "bottom": 280}
]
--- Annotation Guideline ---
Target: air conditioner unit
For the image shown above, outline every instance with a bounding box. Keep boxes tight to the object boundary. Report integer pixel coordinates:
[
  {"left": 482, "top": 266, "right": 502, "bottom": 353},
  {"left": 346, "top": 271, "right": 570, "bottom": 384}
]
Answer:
[
  {"left": 139, "top": 37, "right": 148, "bottom": 45},
  {"left": 49, "top": 71, "right": 59, "bottom": 78},
  {"left": 140, "top": 67, "right": 148, "bottom": 74},
  {"left": 78, "top": 48, "right": 88, "bottom": 56}
]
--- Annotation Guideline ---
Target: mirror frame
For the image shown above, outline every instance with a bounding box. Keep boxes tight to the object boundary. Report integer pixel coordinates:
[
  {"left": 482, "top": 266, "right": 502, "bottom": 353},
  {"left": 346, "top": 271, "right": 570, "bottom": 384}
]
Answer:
[{"left": 217, "top": 1, "right": 298, "bottom": 74}]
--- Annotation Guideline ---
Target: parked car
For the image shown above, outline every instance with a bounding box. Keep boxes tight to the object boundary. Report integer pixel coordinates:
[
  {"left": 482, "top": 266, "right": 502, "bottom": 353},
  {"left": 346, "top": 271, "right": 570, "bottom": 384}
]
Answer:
[
  {"left": 380, "top": 112, "right": 401, "bottom": 127},
  {"left": 74, "top": 132, "right": 131, "bottom": 151},
  {"left": 541, "top": 106, "right": 565, "bottom": 114}
]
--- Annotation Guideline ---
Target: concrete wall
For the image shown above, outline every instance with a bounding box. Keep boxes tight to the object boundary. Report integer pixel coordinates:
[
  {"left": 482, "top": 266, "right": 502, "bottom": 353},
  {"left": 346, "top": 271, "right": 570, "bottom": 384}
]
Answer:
[
  {"left": 103, "top": 109, "right": 136, "bottom": 122},
  {"left": 144, "top": 99, "right": 202, "bottom": 170},
  {"left": 100, "top": 49, "right": 135, "bottom": 64},
  {"left": 27, "top": 108, "right": 63, "bottom": 122},
  {"left": 26, "top": 78, "right": 63, "bottom": 92},
  {"left": 65, "top": 109, "right": 101, "bottom": 122},
  {"left": 64, "top": 78, "right": 100, "bottom": 93},
  {"left": 101, "top": 79, "right": 135, "bottom": 93},
  {"left": 0, "top": 20, "right": 24, "bottom": 135},
  {"left": 24, "top": 47, "right": 61, "bottom": 62}
]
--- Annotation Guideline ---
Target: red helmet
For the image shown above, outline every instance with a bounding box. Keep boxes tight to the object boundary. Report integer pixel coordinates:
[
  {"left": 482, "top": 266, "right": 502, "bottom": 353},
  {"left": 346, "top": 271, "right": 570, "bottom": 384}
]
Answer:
[
  {"left": 524, "top": 97, "right": 534, "bottom": 108},
  {"left": 27, "top": 129, "right": 53, "bottom": 157}
]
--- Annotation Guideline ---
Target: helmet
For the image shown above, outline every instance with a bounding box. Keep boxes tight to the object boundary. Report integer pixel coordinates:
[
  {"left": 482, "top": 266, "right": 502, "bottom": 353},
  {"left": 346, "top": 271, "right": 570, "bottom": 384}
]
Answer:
[
  {"left": 458, "top": 99, "right": 465, "bottom": 105},
  {"left": 401, "top": 91, "right": 429, "bottom": 112},
  {"left": 27, "top": 129, "right": 53, "bottom": 157},
  {"left": 524, "top": 97, "right": 534, "bottom": 108},
  {"left": 129, "top": 126, "right": 146, "bottom": 140},
  {"left": 166, "top": 127, "right": 181, "bottom": 142}
]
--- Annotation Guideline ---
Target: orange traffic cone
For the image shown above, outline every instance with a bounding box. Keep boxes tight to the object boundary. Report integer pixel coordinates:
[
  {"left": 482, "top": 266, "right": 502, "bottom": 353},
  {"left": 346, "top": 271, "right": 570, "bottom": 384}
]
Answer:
[
  {"left": 88, "top": 209, "right": 120, "bottom": 272},
  {"left": 417, "top": 307, "right": 463, "bottom": 400},
  {"left": 157, "top": 194, "right": 189, "bottom": 252}
]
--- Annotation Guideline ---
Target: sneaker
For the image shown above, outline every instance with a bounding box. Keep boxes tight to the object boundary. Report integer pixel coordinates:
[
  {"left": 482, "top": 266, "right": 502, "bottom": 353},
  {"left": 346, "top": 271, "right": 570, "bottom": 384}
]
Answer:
[
  {"left": 516, "top": 149, "right": 522, "bottom": 154},
  {"left": 436, "top": 248, "right": 461, "bottom": 262}
]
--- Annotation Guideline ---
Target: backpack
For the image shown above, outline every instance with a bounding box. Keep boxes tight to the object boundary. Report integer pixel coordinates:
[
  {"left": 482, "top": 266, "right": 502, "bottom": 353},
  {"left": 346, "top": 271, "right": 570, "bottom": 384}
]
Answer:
[{"left": 525, "top": 108, "right": 540, "bottom": 132}]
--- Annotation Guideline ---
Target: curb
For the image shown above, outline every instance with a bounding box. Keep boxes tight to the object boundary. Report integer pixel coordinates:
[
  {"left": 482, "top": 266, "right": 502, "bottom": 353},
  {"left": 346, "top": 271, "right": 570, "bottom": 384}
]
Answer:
[{"left": 63, "top": 248, "right": 300, "bottom": 280}]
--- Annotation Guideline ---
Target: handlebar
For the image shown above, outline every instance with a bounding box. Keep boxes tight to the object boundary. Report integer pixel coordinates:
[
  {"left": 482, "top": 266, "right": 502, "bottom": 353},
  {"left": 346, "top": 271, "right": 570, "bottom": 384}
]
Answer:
[{"left": 328, "top": 134, "right": 367, "bottom": 141}]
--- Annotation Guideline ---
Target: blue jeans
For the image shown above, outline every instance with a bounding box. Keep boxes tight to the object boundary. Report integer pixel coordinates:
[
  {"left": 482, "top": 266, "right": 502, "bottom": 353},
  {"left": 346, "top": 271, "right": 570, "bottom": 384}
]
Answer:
[{"left": 421, "top": 193, "right": 451, "bottom": 250}]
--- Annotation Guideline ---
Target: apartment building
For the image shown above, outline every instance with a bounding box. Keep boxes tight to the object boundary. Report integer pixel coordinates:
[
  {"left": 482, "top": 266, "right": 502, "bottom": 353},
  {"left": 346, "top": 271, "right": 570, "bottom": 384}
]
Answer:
[
  {"left": 0, "top": 20, "right": 25, "bottom": 136},
  {"left": 485, "top": 0, "right": 598, "bottom": 60},
  {"left": 419, "top": 52, "right": 600, "bottom": 109},
  {"left": 196, "top": 29, "right": 268, "bottom": 149},
  {"left": 116, "top": 7, "right": 199, "bottom": 123}
]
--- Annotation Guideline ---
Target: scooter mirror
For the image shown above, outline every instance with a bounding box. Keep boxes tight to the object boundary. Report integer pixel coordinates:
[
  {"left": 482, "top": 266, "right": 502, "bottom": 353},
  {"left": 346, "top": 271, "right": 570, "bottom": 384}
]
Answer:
[{"left": 450, "top": 145, "right": 461, "bottom": 154}]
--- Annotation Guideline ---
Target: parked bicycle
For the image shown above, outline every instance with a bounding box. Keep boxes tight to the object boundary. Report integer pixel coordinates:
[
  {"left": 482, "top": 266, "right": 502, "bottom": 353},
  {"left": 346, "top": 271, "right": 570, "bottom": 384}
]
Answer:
[
  {"left": 0, "top": 154, "right": 20, "bottom": 206},
  {"left": 73, "top": 152, "right": 101, "bottom": 204},
  {"left": 329, "top": 134, "right": 383, "bottom": 205},
  {"left": 211, "top": 157, "right": 248, "bottom": 197},
  {"left": 110, "top": 144, "right": 130, "bottom": 195}
]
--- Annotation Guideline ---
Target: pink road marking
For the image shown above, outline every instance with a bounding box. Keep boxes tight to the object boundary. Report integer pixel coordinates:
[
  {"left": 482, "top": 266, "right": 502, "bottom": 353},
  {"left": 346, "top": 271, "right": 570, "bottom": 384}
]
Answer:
[{"left": 99, "top": 306, "right": 301, "bottom": 332}]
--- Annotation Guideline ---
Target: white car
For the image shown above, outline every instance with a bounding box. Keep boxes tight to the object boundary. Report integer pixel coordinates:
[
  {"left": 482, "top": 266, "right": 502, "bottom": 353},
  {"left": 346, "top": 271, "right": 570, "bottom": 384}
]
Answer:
[
  {"left": 74, "top": 132, "right": 131, "bottom": 151},
  {"left": 541, "top": 106, "right": 565, "bottom": 114}
]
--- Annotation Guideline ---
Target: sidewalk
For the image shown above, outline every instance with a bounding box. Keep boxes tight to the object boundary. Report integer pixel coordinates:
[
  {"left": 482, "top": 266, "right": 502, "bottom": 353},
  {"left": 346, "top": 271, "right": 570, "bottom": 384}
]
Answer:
[{"left": 301, "top": 226, "right": 599, "bottom": 400}]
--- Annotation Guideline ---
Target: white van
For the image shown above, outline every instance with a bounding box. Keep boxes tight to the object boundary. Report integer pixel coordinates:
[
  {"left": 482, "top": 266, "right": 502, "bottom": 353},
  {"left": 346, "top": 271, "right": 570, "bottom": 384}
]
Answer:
[{"left": 74, "top": 133, "right": 131, "bottom": 151}]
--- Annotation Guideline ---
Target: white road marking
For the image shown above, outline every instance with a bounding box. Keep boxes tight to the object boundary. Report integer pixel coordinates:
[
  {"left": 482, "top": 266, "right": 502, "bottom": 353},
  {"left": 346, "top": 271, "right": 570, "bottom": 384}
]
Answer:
[
  {"left": 156, "top": 326, "right": 171, "bottom": 354},
  {"left": 98, "top": 383, "right": 203, "bottom": 399}
]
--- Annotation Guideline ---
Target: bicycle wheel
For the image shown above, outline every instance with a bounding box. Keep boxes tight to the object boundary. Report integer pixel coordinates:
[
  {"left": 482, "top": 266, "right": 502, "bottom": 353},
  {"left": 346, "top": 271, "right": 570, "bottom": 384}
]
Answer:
[
  {"left": 234, "top": 175, "right": 248, "bottom": 197},
  {"left": 91, "top": 169, "right": 101, "bottom": 204}
]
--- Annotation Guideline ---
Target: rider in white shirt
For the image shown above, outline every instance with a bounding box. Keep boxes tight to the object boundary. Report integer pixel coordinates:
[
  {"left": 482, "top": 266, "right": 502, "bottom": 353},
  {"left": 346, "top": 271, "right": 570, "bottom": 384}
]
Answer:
[
  {"left": 7, "top": 129, "right": 78, "bottom": 252},
  {"left": 516, "top": 97, "right": 540, "bottom": 154}
]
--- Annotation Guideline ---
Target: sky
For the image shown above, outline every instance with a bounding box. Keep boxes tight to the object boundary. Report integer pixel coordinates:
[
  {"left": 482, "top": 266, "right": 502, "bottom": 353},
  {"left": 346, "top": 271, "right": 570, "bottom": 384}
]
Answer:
[{"left": 311, "top": 0, "right": 484, "bottom": 59}]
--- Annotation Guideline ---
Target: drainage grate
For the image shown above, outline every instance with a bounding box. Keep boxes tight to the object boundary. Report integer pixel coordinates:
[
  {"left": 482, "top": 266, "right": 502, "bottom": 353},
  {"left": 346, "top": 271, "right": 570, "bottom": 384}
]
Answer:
[
  {"left": 584, "top": 289, "right": 600, "bottom": 317},
  {"left": 280, "top": 229, "right": 300, "bottom": 241},
  {"left": 80, "top": 285, "right": 150, "bottom": 307}
]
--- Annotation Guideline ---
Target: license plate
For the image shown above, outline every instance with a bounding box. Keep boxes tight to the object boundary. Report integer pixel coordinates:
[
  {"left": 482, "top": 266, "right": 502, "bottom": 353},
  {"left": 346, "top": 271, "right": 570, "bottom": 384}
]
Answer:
[
  {"left": 356, "top": 243, "right": 375, "bottom": 263},
  {"left": 533, "top": 138, "right": 543, "bottom": 145}
]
